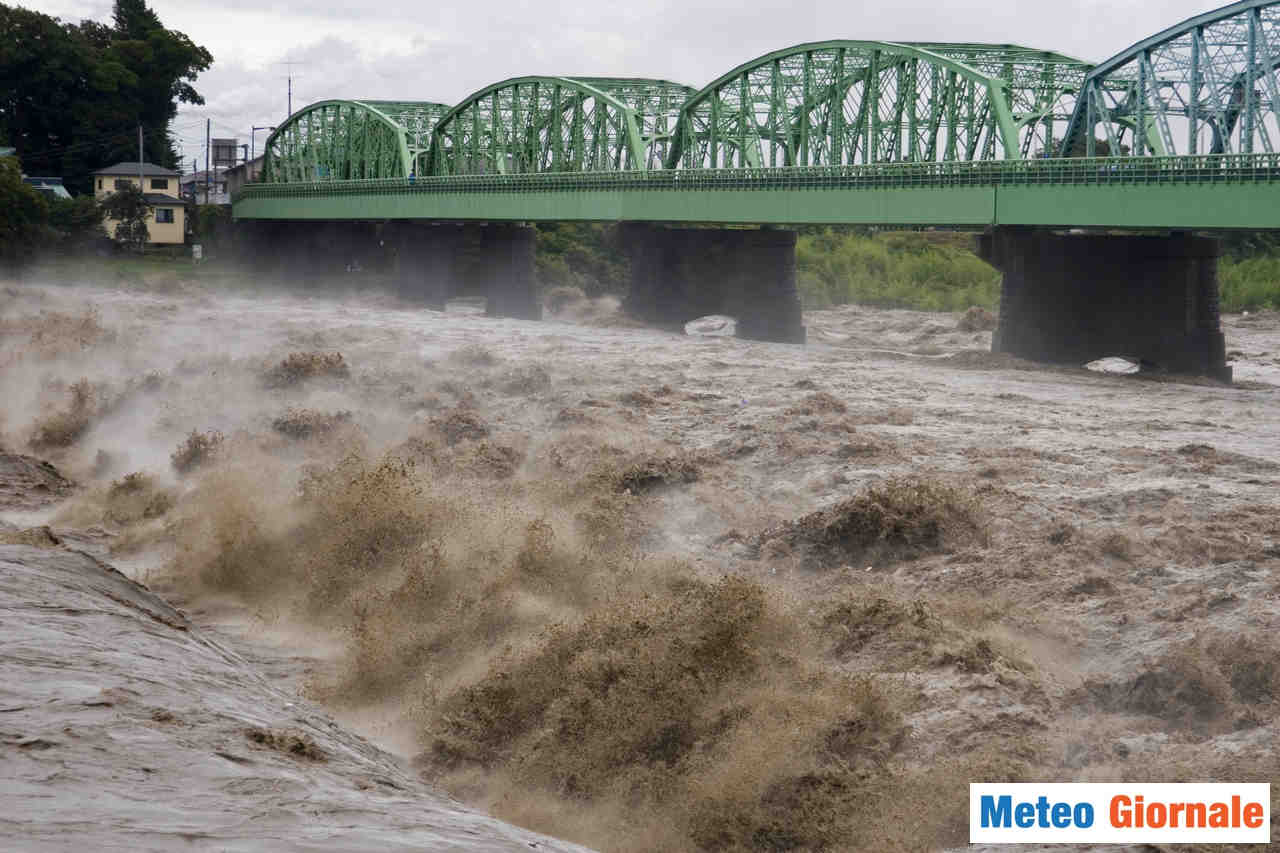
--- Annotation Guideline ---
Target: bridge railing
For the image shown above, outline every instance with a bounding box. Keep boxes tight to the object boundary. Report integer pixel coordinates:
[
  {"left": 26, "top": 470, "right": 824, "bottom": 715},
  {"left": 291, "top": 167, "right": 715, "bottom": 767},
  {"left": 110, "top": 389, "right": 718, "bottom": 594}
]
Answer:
[{"left": 233, "top": 153, "right": 1280, "bottom": 202}]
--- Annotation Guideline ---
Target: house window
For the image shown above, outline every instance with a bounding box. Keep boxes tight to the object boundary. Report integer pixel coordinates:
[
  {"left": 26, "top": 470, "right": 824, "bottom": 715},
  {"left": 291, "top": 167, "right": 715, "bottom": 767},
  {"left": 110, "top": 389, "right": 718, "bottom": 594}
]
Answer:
[
  {"left": 97, "top": 179, "right": 102, "bottom": 190},
  {"left": 114, "top": 178, "right": 131, "bottom": 190},
  {"left": 155, "top": 208, "right": 175, "bottom": 223},
  {"left": 151, "top": 178, "right": 168, "bottom": 190}
]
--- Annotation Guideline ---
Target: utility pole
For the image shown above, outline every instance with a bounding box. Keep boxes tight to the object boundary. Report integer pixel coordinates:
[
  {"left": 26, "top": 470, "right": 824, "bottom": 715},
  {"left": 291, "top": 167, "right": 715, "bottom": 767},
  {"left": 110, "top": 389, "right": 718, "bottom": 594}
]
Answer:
[
  {"left": 137, "top": 124, "right": 144, "bottom": 187},
  {"left": 205, "top": 118, "right": 211, "bottom": 205}
]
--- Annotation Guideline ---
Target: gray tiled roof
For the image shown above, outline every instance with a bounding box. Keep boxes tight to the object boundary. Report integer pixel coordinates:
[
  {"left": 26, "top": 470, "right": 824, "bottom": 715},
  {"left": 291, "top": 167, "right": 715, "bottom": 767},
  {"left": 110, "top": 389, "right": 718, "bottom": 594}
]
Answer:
[{"left": 94, "top": 161, "right": 180, "bottom": 177}]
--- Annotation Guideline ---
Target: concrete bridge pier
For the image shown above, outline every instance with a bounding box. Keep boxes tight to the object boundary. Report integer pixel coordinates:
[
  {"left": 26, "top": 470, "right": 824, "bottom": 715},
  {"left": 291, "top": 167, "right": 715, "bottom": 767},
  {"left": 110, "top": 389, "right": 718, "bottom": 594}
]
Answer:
[
  {"left": 622, "top": 224, "right": 806, "bottom": 343},
  {"left": 236, "top": 221, "right": 379, "bottom": 282},
  {"left": 978, "top": 228, "right": 1231, "bottom": 381},
  {"left": 479, "top": 224, "right": 541, "bottom": 321},
  {"left": 394, "top": 223, "right": 457, "bottom": 309},
  {"left": 389, "top": 222, "right": 540, "bottom": 318}
]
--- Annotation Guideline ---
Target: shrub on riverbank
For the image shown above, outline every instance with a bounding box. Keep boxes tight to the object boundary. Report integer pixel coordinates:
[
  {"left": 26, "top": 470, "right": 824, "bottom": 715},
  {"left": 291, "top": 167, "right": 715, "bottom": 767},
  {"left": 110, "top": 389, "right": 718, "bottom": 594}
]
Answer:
[
  {"left": 796, "top": 228, "right": 1000, "bottom": 311},
  {"left": 1220, "top": 255, "right": 1280, "bottom": 311}
]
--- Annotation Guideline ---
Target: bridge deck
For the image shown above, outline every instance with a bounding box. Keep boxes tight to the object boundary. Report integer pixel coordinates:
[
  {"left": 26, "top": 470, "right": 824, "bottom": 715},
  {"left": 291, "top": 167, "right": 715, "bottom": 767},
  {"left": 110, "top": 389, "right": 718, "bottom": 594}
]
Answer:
[{"left": 233, "top": 154, "right": 1280, "bottom": 229}]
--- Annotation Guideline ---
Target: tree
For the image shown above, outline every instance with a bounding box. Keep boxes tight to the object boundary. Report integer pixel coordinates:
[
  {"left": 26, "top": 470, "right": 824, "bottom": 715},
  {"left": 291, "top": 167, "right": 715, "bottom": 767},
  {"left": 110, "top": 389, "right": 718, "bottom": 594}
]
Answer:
[
  {"left": 100, "top": 182, "right": 149, "bottom": 252},
  {"left": 0, "top": 155, "right": 50, "bottom": 266},
  {"left": 0, "top": 1, "right": 211, "bottom": 194},
  {"left": 47, "top": 195, "right": 106, "bottom": 251}
]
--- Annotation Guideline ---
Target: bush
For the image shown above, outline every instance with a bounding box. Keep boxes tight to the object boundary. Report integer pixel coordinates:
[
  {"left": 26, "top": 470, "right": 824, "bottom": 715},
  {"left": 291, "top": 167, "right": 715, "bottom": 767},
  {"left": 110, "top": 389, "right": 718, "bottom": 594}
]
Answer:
[
  {"left": 535, "top": 222, "right": 628, "bottom": 297},
  {"left": 0, "top": 155, "right": 49, "bottom": 267},
  {"left": 1220, "top": 254, "right": 1280, "bottom": 311},
  {"left": 796, "top": 228, "right": 1000, "bottom": 311}
]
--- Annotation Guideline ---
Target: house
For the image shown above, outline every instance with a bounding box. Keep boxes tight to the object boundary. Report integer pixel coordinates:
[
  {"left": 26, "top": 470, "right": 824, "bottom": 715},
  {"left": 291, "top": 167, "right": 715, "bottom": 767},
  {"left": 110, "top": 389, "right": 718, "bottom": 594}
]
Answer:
[
  {"left": 224, "top": 155, "right": 264, "bottom": 199},
  {"left": 93, "top": 162, "right": 185, "bottom": 245},
  {"left": 22, "top": 176, "right": 72, "bottom": 200},
  {"left": 179, "top": 168, "right": 230, "bottom": 205}
]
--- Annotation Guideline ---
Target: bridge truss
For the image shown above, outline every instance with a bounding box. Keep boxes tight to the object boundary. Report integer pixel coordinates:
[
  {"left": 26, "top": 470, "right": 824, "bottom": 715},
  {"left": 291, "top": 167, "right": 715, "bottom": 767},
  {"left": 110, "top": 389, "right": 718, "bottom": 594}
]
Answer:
[
  {"left": 666, "top": 42, "right": 1090, "bottom": 168},
  {"left": 1063, "top": 0, "right": 1280, "bottom": 156},
  {"left": 424, "top": 77, "right": 696, "bottom": 175},
  {"left": 260, "top": 100, "right": 451, "bottom": 182},
  {"left": 247, "top": 0, "right": 1280, "bottom": 199}
]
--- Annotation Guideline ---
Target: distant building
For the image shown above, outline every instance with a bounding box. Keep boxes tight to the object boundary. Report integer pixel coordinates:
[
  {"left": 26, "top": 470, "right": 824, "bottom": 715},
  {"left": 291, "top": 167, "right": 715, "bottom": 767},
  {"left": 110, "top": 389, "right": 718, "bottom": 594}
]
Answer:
[
  {"left": 211, "top": 138, "right": 239, "bottom": 169},
  {"left": 224, "top": 155, "right": 264, "bottom": 198},
  {"left": 23, "top": 176, "right": 72, "bottom": 200},
  {"left": 180, "top": 168, "right": 230, "bottom": 205},
  {"left": 93, "top": 162, "right": 185, "bottom": 245}
]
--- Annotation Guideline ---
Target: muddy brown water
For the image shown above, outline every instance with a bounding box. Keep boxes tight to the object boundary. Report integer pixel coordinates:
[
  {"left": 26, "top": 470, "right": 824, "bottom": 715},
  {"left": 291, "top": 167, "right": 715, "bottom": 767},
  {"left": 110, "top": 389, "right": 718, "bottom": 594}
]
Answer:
[{"left": 1, "top": 279, "right": 1276, "bottom": 850}]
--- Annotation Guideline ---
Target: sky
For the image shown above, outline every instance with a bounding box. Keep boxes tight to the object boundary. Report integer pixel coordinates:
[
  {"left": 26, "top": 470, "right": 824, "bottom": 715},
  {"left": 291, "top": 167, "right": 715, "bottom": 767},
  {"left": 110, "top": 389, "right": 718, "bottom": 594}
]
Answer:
[{"left": 25, "top": 0, "right": 1222, "bottom": 173}]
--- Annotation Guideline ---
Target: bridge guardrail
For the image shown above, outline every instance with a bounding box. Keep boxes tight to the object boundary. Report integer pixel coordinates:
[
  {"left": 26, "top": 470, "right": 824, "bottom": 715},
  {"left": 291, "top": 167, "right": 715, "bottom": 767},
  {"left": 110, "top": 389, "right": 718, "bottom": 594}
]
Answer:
[{"left": 233, "top": 153, "right": 1280, "bottom": 203}]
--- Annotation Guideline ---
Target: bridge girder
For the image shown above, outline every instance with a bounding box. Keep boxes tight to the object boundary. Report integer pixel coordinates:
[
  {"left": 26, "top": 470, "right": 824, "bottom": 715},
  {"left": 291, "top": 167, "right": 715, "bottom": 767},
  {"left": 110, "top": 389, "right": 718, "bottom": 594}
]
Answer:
[
  {"left": 261, "top": 100, "right": 451, "bottom": 183},
  {"left": 427, "top": 77, "right": 696, "bottom": 175},
  {"left": 665, "top": 41, "right": 1089, "bottom": 168},
  {"left": 1062, "top": 0, "right": 1280, "bottom": 156}
]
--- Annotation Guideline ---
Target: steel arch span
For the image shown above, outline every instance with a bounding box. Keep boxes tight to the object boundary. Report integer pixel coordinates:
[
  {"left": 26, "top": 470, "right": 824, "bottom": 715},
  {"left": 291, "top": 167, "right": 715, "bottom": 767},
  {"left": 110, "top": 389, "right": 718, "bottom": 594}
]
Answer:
[
  {"left": 261, "top": 100, "right": 452, "bottom": 183},
  {"left": 664, "top": 41, "right": 1091, "bottom": 169},
  {"left": 1063, "top": 0, "right": 1280, "bottom": 156},
  {"left": 426, "top": 77, "right": 696, "bottom": 175}
]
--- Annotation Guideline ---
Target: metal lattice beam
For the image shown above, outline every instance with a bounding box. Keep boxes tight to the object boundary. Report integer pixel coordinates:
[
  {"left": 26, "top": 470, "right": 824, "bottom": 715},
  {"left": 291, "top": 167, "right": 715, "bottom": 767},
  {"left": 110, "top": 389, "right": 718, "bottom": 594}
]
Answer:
[
  {"left": 261, "top": 100, "right": 451, "bottom": 182},
  {"left": 1063, "top": 0, "right": 1280, "bottom": 156},
  {"left": 664, "top": 41, "right": 1071, "bottom": 168},
  {"left": 426, "top": 77, "right": 695, "bottom": 175}
]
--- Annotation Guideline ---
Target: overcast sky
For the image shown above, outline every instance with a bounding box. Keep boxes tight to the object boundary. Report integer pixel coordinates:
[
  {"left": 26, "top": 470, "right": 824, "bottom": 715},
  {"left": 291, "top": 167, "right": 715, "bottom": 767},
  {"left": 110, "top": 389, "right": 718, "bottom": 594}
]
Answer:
[{"left": 27, "top": 0, "right": 1220, "bottom": 171}]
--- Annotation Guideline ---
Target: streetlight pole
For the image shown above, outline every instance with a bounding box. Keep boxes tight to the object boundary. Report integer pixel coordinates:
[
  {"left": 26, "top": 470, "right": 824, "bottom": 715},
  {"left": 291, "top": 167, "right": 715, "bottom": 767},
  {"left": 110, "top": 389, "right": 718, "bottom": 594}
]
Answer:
[{"left": 251, "top": 126, "right": 276, "bottom": 162}]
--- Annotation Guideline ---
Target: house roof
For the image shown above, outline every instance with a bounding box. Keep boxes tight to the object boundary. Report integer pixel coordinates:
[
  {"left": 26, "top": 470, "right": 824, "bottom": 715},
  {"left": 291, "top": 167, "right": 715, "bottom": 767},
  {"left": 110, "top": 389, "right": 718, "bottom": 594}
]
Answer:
[
  {"left": 179, "top": 168, "right": 228, "bottom": 183},
  {"left": 142, "top": 193, "right": 182, "bottom": 205},
  {"left": 94, "top": 161, "right": 180, "bottom": 177}
]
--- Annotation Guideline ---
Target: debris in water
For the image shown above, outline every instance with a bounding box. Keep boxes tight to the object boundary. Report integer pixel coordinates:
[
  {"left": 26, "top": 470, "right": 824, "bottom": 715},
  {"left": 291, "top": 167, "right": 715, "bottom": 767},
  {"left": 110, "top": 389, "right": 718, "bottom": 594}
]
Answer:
[
  {"left": 684, "top": 314, "right": 736, "bottom": 336},
  {"left": 1086, "top": 356, "right": 1140, "bottom": 374}
]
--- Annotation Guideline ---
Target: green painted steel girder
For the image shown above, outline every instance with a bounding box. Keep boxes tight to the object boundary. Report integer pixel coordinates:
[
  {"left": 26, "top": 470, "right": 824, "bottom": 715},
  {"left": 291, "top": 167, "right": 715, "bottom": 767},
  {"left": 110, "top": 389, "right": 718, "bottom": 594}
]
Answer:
[
  {"left": 909, "top": 44, "right": 1092, "bottom": 157},
  {"left": 261, "top": 99, "right": 451, "bottom": 182},
  {"left": 665, "top": 41, "right": 1027, "bottom": 169},
  {"left": 1063, "top": 0, "right": 1280, "bottom": 156},
  {"left": 234, "top": 153, "right": 1280, "bottom": 230},
  {"left": 358, "top": 101, "right": 452, "bottom": 166},
  {"left": 426, "top": 76, "right": 695, "bottom": 176}
]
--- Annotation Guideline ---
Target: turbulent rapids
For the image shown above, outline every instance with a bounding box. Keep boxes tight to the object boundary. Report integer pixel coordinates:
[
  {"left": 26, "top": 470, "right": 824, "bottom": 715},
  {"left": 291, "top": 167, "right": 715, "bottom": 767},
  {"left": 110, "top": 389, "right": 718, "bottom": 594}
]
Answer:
[{"left": 1, "top": 272, "right": 1277, "bottom": 851}]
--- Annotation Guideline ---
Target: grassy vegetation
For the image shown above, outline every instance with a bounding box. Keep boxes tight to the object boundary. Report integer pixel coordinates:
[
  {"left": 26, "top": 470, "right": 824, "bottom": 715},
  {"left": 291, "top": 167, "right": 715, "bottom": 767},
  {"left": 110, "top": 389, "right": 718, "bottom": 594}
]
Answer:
[
  {"left": 796, "top": 228, "right": 1001, "bottom": 312},
  {"left": 797, "top": 226, "right": 1280, "bottom": 313},
  {"left": 534, "top": 222, "right": 628, "bottom": 296},
  {"left": 1220, "top": 255, "right": 1280, "bottom": 311}
]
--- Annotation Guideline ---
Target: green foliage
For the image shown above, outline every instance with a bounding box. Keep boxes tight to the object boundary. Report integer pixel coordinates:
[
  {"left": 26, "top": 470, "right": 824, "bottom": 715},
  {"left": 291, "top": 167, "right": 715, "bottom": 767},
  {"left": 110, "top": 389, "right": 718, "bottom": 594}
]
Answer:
[
  {"left": 1220, "top": 255, "right": 1280, "bottom": 311},
  {"left": 0, "top": 1, "right": 212, "bottom": 194},
  {"left": 100, "top": 182, "right": 149, "bottom": 252},
  {"left": 194, "top": 204, "right": 230, "bottom": 242},
  {"left": 1217, "top": 231, "right": 1280, "bottom": 262},
  {"left": 796, "top": 227, "right": 1000, "bottom": 311},
  {"left": 0, "top": 155, "right": 50, "bottom": 265},
  {"left": 534, "top": 222, "right": 628, "bottom": 296},
  {"left": 47, "top": 195, "right": 105, "bottom": 249}
]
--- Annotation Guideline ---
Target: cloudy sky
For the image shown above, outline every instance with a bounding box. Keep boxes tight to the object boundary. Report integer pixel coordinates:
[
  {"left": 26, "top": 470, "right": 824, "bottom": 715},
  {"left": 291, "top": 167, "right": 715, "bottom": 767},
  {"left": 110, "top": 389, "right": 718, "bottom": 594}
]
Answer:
[{"left": 28, "top": 0, "right": 1218, "bottom": 171}]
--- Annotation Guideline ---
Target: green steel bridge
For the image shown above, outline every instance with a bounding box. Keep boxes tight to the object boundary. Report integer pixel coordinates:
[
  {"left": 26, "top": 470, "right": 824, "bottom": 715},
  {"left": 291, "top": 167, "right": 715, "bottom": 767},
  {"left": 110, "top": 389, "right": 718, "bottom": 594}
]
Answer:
[{"left": 234, "top": 0, "right": 1280, "bottom": 230}]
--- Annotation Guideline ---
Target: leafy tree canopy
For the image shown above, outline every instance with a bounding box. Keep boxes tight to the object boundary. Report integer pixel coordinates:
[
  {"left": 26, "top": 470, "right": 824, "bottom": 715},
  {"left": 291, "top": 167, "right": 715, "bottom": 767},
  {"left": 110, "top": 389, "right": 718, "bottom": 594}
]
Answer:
[
  {"left": 0, "top": 0, "right": 212, "bottom": 194},
  {"left": 0, "top": 155, "right": 50, "bottom": 264},
  {"left": 100, "top": 180, "right": 150, "bottom": 252}
]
